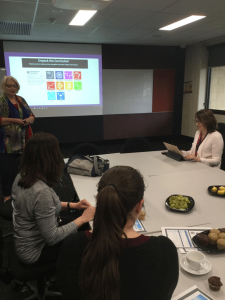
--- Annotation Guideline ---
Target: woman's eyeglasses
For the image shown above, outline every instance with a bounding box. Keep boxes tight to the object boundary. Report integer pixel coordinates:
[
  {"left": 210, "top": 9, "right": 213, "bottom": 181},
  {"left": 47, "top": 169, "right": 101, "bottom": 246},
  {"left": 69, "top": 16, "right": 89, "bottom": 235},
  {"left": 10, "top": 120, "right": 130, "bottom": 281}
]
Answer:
[
  {"left": 194, "top": 119, "right": 201, "bottom": 124},
  {"left": 6, "top": 84, "right": 17, "bottom": 89}
]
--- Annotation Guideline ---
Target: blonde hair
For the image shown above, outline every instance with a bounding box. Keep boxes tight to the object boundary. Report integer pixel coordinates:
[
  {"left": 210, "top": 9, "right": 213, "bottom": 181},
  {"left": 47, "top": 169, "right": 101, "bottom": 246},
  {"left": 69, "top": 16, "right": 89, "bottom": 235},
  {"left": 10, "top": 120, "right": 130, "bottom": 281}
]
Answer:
[{"left": 1, "top": 76, "right": 20, "bottom": 94}]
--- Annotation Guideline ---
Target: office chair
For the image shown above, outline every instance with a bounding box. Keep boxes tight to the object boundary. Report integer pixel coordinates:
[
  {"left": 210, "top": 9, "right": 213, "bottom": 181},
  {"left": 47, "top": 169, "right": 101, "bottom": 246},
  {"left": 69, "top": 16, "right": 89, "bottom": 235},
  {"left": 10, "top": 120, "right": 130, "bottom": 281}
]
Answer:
[
  {"left": 123, "top": 137, "right": 151, "bottom": 153},
  {"left": 0, "top": 196, "right": 13, "bottom": 222},
  {"left": 72, "top": 143, "right": 99, "bottom": 156},
  {"left": 9, "top": 243, "right": 62, "bottom": 300}
]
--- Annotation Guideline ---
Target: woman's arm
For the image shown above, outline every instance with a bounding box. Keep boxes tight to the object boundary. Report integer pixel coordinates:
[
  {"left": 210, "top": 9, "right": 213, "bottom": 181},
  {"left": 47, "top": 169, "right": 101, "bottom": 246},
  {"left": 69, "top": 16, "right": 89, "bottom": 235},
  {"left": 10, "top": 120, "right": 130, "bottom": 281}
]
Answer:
[
  {"left": 18, "top": 96, "right": 35, "bottom": 125},
  {"left": 182, "top": 131, "right": 199, "bottom": 157},
  {"left": 34, "top": 190, "right": 94, "bottom": 246},
  {"left": 61, "top": 199, "right": 91, "bottom": 211},
  {"left": 200, "top": 132, "right": 224, "bottom": 167},
  {"left": 0, "top": 117, "right": 24, "bottom": 126}
]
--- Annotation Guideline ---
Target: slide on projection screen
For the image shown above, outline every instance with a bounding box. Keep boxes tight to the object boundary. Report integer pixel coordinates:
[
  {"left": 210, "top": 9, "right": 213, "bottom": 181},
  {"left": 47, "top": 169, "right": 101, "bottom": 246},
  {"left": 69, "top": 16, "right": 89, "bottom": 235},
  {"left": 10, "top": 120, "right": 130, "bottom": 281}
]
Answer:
[{"left": 3, "top": 41, "right": 102, "bottom": 117}]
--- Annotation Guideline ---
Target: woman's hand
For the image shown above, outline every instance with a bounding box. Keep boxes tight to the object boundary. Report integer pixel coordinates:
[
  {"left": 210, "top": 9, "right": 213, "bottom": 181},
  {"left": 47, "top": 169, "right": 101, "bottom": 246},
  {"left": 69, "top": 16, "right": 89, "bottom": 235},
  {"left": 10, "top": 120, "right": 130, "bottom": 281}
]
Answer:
[
  {"left": 184, "top": 154, "right": 200, "bottom": 162},
  {"left": 77, "top": 199, "right": 91, "bottom": 210},
  {"left": 74, "top": 205, "right": 96, "bottom": 227},
  {"left": 70, "top": 199, "right": 92, "bottom": 210},
  {"left": 13, "top": 118, "right": 25, "bottom": 126},
  {"left": 22, "top": 118, "right": 30, "bottom": 126},
  {"left": 22, "top": 116, "right": 34, "bottom": 126},
  {"left": 81, "top": 206, "right": 95, "bottom": 223}
]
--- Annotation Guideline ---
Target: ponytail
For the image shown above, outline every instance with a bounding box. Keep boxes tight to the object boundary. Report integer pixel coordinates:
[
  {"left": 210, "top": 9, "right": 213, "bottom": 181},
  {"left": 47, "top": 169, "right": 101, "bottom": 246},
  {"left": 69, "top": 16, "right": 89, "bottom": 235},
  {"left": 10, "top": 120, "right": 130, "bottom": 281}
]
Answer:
[{"left": 79, "top": 166, "right": 145, "bottom": 300}]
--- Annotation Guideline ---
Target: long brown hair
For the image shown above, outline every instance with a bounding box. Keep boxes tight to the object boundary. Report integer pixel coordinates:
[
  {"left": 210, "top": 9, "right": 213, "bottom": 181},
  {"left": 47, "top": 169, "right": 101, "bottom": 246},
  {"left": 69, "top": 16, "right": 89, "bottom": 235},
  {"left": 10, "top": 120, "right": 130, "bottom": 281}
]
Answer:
[
  {"left": 195, "top": 109, "right": 217, "bottom": 133},
  {"left": 79, "top": 166, "right": 145, "bottom": 300},
  {"left": 18, "top": 132, "right": 63, "bottom": 188}
]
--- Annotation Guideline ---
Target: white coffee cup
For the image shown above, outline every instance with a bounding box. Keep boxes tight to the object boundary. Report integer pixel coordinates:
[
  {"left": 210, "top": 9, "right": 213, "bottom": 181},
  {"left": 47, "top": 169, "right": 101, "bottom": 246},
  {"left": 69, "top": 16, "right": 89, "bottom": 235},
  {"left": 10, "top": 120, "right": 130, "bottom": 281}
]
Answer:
[{"left": 186, "top": 251, "right": 205, "bottom": 271}]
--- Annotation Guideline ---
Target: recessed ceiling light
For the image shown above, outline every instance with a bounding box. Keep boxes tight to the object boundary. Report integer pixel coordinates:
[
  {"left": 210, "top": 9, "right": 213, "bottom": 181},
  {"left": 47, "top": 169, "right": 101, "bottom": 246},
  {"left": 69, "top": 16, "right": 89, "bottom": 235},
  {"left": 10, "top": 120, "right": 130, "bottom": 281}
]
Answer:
[
  {"left": 159, "top": 15, "right": 206, "bottom": 31},
  {"left": 69, "top": 10, "right": 97, "bottom": 26}
]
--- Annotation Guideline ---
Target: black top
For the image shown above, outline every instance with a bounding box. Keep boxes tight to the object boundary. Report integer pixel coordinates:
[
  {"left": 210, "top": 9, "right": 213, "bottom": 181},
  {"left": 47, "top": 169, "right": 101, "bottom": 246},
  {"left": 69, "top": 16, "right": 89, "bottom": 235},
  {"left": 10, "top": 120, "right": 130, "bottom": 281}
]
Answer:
[{"left": 56, "top": 231, "right": 179, "bottom": 300}]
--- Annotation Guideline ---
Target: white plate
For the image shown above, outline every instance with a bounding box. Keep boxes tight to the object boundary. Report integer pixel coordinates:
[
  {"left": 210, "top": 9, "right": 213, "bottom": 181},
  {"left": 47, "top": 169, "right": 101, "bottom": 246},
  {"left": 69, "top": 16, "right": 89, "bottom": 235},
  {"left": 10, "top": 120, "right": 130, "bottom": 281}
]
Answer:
[{"left": 180, "top": 256, "right": 211, "bottom": 275}]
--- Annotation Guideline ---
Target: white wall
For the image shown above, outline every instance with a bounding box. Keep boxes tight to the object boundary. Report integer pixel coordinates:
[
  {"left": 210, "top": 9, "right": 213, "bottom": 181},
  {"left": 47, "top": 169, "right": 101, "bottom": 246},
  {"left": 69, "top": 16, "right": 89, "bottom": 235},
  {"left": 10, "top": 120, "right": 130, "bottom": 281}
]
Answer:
[
  {"left": 181, "top": 44, "right": 208, "bottom": 137},
  {"left": 209, "top": 67, "right": 225, "bottom": 110},
  {"left": 210, "top": 67, "right": 225, "bottom": 124}
]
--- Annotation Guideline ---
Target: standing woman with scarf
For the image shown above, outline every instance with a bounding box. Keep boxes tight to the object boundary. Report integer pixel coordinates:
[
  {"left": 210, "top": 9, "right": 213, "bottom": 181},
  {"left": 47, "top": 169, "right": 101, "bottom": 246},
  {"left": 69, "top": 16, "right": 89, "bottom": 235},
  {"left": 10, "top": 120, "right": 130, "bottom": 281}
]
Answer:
[{"left": 0, "top": 76, "right": 35, "bottom": 207}]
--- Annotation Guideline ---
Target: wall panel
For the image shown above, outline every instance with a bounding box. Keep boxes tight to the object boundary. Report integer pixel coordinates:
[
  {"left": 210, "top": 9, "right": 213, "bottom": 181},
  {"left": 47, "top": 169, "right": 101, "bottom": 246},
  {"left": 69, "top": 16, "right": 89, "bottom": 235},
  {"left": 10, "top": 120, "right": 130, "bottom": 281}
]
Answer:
[
  {"left": 152, "top": 69, "right": 175, "bottom": 112},
  {"left": 103, "top": 112, "right": 173, "bottom": 140}
]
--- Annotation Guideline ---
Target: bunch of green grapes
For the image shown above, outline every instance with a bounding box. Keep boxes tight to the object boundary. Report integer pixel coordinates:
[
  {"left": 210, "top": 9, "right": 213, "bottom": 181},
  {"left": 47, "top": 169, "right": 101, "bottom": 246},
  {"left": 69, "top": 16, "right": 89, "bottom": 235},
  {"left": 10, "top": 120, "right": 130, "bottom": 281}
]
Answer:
[{"left": 169, "top": 195, "right": 191, "bottom": 210}]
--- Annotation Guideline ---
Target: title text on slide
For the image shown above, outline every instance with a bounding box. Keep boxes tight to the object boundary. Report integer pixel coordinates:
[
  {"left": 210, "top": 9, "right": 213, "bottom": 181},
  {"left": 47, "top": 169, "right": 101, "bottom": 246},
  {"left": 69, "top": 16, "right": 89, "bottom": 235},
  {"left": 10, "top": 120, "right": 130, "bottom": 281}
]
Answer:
[{"left": 22, "top": 58, "right": 88, "bottom": 69}]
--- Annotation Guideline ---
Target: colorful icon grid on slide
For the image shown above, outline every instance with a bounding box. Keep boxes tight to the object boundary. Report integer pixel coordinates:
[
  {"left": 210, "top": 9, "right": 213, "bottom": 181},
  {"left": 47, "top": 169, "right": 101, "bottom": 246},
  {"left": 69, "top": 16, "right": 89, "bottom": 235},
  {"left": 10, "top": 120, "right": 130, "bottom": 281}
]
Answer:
[
  {"left": 74, "top": 82, "right": 82, "bottom": 90},
  {"left": 45, "top": 71, "right": 82, "bottom": 100},
  {"left": 47, "top": 92, "right": 56, "bottom": 100},
  {"left": 65, "top": 71, "right": 73, "bottom": 79},
  {"left": 56, "top": 81, "right": 64, "bottom": 90},
  {"left": 46, "top": 71, "right": 54, "bottom": 79},
  {"left": 47, "top": 82, "right": 55, "bottom": 90},
  {"left": 55, "top": 71, "right": 64, "bottom": 79},
  {"left": 73, "top": 71, "right": 81, "bottom": 80},
  {"left": 57, "top": 92, "right": 65, "bottom": 100},
  {"left": 65, "top": 82, "right": 73, "bottom": 90}
]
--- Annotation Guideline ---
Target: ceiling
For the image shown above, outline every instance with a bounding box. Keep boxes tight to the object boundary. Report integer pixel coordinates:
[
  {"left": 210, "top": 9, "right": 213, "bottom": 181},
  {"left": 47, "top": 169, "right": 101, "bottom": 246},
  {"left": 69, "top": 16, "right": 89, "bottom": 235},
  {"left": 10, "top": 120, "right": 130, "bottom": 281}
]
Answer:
[{"left": 1, "top": 0, "right": 225, "bottom": 46}]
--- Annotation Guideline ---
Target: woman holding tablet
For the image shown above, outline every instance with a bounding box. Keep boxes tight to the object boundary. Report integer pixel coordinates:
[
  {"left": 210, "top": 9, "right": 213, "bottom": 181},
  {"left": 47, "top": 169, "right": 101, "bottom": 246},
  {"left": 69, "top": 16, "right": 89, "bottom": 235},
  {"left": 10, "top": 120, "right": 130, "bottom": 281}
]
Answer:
[
  {"left": 12, "top": 132, "right": 95, "bottom": 265},
  {"left": 182, "top": 109, "right": 223, "bottom": 167},
  {"left": 57, "top": 166, "right": 179, "bottom": 300}
]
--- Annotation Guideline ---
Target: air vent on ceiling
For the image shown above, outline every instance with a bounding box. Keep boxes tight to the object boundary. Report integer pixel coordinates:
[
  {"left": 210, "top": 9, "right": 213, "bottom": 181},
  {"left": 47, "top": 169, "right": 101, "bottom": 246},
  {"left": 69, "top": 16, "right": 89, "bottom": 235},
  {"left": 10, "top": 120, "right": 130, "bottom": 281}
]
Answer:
[
  {"left": 53, "top": 0, "right": 113, "bottom": 11},
  {"left": 0, "top": 22, "right": 31, "bottom": 35}
]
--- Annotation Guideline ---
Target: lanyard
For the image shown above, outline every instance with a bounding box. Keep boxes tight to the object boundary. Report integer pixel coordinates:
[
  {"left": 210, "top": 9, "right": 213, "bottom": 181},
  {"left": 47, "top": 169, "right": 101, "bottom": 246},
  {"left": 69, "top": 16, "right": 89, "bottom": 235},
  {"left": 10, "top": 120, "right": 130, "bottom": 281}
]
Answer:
[{"left": 195, "top": 132, "right": 208, "bottom": 156}]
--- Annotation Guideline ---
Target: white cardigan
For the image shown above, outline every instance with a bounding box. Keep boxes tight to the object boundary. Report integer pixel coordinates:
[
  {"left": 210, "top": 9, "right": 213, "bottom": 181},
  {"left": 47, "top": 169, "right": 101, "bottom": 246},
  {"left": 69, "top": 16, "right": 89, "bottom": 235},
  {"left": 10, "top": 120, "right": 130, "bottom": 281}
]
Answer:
[{"left": 182, "top": 130, "right": 224, "bottom": 168}]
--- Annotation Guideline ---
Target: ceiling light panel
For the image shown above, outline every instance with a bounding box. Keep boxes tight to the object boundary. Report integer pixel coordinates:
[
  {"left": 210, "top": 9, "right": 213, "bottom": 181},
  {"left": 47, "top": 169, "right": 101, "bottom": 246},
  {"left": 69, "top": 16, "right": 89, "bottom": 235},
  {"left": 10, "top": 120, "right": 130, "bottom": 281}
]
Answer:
[
  {"left": 70, "top": 10, "right": 97, "bottom": 26},
  {"left": 160, "top": 15, "right": 206, "bottom": 30}
]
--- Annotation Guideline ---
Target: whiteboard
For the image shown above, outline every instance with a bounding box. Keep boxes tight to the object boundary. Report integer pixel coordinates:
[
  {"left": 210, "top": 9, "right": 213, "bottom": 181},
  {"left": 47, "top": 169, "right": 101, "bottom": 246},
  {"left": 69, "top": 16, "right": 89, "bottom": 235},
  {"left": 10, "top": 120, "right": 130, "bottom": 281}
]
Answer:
[{"left": 103, "top": 69, "right": 153, "bottom": 115}]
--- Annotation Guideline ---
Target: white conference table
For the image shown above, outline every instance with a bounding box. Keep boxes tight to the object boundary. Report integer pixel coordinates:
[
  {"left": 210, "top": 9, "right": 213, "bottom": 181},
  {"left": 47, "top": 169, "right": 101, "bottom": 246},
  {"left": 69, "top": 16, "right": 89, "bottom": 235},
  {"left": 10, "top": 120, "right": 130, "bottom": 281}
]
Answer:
[{"left": 70, "top": 151, "right": 225, "bottom": 299}]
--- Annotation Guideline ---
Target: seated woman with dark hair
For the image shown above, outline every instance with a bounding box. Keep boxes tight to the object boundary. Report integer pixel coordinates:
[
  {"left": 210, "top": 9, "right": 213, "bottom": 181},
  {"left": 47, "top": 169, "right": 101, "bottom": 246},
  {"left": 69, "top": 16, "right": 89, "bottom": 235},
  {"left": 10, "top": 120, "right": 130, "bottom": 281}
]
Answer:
[
  {"left": 182, "top": 109, "right": 224, "bottom": 167},
  {"left": 12, "top": 132, "right": 95, "bottom": 265},
  {"left": 57, "top": 166, "right": 179, "bottom": 300}
]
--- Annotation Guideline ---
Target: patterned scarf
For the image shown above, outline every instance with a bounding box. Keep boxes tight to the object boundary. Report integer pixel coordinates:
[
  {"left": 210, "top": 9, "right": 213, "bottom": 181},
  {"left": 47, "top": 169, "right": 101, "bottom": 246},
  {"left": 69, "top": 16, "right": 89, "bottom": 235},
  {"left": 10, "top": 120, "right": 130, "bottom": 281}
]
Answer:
[{"left": 0, "top": 93, "right": 32, "bottom": 153}]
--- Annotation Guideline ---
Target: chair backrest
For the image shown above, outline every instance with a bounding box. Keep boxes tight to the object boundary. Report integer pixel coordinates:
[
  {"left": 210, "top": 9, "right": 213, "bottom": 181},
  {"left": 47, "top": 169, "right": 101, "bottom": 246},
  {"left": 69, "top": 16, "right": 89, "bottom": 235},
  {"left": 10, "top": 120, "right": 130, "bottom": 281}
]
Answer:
[
  {"left": 73, "top": 143, "right": 99, "bottom": 156},
  {"left": 218, "top": 123, "right": 225, "bottom": 171},
  {"left": 0, "top": 197, "right": 13, "bottom": 221},
  {"left": 123, "top": 137, "right": 151, "bottom": 153}
]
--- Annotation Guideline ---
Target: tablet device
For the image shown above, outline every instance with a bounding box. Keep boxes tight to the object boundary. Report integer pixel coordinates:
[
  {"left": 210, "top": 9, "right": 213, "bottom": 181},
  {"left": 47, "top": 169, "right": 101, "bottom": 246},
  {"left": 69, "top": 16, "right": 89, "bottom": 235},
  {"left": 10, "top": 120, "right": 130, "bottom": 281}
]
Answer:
[
  {"left": 163, "top": 142, "right": 193, "bottom": 161},
  {"left": 163, "top": 142, "right": 183, "bottom": 156}
]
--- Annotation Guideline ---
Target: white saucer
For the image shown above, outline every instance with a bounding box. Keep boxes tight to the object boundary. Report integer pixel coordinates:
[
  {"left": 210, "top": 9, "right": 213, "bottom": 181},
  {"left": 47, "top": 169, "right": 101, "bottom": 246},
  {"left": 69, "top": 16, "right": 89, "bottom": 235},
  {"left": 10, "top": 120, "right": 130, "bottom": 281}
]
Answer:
[{"left": 180, "top": 256, "right": 211, "bottom": 275}]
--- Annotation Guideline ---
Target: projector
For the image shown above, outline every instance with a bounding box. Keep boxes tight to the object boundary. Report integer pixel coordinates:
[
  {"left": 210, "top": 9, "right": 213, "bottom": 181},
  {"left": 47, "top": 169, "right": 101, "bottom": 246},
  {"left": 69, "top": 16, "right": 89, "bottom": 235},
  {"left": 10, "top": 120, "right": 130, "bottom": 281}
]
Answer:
[{"left": 52, "top": 0, "right": 113, "bottom": 11}]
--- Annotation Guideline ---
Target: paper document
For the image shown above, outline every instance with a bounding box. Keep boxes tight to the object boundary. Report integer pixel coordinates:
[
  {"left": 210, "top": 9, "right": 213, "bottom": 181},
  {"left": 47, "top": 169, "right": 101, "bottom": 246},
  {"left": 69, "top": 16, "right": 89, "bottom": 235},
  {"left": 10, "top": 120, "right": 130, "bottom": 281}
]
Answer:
[
  {"left": 89, "top": 219, "right": 146, "bottom": 233},
  {"left": 133, "top": 219, "right": 146, "bottom": 232},
  {"left": 162, "top": 227, "right": 211, "bottom": 252},
  {"left": 172, "top": 285, "right": 214, "bottom": 300}
]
